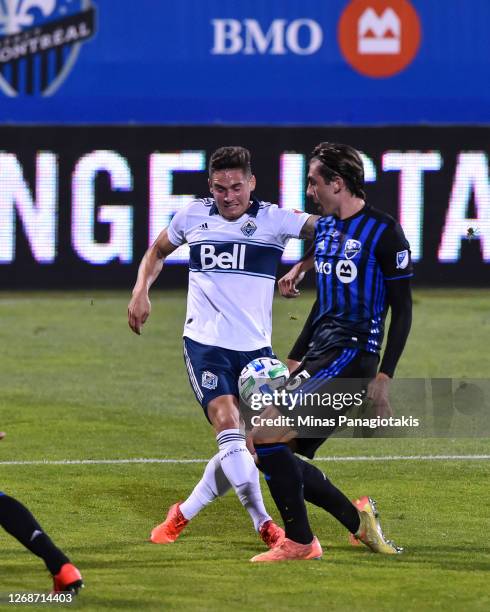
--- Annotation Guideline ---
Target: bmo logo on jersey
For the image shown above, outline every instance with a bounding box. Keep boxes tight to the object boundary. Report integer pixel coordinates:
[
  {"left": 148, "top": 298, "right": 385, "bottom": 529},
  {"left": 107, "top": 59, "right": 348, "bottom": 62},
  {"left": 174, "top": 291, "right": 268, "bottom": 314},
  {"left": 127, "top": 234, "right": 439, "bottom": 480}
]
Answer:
[
  {"left": 336, "top": 260, "right": 358, "bottom": 283},
  {"left": 200, "top": 244, "right": 246, "bottom": 270},
  {"left": 315, "top": 261, "right": 332, "bottom": 275},
  {"left": 315, "top": 259, "right": 357, "bottom": 283}
]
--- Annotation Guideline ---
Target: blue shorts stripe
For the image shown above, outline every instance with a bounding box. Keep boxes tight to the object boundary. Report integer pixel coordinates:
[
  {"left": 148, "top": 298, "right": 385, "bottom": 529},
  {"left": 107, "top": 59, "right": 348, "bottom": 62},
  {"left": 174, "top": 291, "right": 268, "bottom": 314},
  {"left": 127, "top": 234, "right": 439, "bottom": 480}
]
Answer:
[
  {"left": 299, "top": 349, "right": 354, "bottom": 391},
  {"left": 316, "top": 348, "right": 358, "bottom": 381},
  {"left": 255, "top": 444, "right": 287, "bottom": 455},
  {"left": 299, "top": 349, "right": 358, "bottom": 394}
]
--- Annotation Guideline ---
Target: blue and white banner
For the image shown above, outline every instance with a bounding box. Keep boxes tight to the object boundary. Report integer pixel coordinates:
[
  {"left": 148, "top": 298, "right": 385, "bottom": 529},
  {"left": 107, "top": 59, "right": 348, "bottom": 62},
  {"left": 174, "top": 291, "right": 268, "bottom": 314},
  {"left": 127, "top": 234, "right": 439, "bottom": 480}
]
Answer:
[{"left": 0, "top": 0, "right": 489, "bottom": 124}]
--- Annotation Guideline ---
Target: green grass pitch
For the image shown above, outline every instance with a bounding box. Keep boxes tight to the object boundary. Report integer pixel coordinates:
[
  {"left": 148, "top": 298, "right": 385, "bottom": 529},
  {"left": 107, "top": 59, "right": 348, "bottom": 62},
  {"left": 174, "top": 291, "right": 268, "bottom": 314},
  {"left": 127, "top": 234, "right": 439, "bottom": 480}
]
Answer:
[{"left": 1, "top": 289, "right": 489, "bottom": 611}]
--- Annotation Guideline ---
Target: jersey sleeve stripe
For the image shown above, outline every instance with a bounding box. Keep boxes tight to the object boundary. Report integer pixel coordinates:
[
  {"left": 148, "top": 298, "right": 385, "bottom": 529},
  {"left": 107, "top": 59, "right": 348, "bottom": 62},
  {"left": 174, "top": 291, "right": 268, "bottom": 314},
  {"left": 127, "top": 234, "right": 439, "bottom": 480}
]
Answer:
[{"left": 384, "top": 273, "right": 414, "bottom": 280}]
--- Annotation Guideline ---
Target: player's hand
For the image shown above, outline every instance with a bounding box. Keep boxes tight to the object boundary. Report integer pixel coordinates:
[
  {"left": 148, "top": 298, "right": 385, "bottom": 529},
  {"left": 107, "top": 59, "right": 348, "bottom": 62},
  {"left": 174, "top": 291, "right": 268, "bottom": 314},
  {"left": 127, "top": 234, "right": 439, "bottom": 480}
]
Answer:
[
  {"left": 278, "top": 266, "right": 305, "bottom": 298},
  {"left": 286, "top": 358, "right": 301, "bottom": 374},
  {"left": 367, "top": 373, "right": 393, "bottom": 419},
  {"left": 0, "top": 431, "right": 5, "bottom": 441},
  {"left": 128, "top": 291, "right": 151, "bottom": 335}
]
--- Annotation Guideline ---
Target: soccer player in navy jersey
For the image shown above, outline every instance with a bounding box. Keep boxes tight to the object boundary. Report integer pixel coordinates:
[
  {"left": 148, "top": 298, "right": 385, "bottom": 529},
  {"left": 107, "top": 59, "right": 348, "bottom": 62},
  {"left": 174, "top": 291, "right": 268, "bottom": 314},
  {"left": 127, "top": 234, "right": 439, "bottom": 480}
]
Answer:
[
  {"left": 0, "top": 433, "right": 83, "bottom": 592},
  {"left": 128, "top": 147, "right": 317, "bottom": 550},
  {"left": 251, "top": 142, "right": 412, "bottom": 562}
]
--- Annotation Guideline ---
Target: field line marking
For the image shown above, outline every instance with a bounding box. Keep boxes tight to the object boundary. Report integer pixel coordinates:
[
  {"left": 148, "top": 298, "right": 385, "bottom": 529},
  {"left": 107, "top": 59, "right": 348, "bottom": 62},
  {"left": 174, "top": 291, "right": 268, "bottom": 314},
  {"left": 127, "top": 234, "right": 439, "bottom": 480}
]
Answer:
[{"left": 0, "top": 454, "right": 489, "bottom": 466}]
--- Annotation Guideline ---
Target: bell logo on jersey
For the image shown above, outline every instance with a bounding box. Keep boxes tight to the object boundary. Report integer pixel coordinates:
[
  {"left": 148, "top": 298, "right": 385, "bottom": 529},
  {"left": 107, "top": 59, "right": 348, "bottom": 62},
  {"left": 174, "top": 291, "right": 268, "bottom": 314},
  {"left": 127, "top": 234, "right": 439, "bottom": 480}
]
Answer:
[
  {"left": 336, "top": 260, "right": 358, "bottom": 283},
  {"left": 200, "top": 244, "right": 246, "bottom": 270}
]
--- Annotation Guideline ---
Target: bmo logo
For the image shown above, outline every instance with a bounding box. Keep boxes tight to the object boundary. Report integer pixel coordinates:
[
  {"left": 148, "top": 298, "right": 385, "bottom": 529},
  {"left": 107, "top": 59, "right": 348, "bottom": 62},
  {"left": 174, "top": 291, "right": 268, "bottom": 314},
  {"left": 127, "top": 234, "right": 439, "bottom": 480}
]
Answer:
[
  {"left": 336, "top": 260, "right": 358, "bottom": 283},
  {"left": 211, "top": 19, "right": 323, "bottom": 55},
  {"left": 200, "top": 244, "right": 246, "bottom": 270},
  {"left": 315, "top": 261, "right": 332, "bottom": 275}
]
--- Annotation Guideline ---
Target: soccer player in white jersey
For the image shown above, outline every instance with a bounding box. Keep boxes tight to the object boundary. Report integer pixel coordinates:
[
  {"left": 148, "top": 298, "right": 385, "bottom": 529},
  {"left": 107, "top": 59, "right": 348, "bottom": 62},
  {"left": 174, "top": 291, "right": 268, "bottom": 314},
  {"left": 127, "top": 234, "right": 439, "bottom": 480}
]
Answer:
[{"left": 128, "top": 147, "right": 316, "bottom": 550}]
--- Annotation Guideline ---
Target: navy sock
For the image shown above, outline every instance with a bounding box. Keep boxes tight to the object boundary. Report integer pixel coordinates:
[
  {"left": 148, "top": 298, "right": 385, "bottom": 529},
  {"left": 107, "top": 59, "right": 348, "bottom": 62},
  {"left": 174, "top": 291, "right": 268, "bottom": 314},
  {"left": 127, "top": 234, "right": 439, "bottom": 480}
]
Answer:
[
  {"left": 295, "top": 457, "right": 360, "bottom": 533},
  {"left": 0, "top": 493, "right": 69, "bottom": 575},
  {"left": 255, "top": 444, "right": 313, "bottom": 545}
]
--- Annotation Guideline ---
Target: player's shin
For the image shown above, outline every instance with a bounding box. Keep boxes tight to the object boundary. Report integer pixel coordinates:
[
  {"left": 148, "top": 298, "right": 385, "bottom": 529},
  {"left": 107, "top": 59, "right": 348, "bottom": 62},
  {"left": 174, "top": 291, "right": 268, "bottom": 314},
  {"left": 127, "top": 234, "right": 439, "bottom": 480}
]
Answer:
[
  {"left": 217, "top": 429, "right": 271, "bottom": 531},
  {"left": 180, "top": 452, "right": 232, "bottom": 520},
  {"left": 255, "top": 444, "right": 314, "bottom": 545},
  {"left": 295, "top": 457, "right": 360, "bottom": 533},
  {"left": 0, "top": 494, "right": 70, "bottom": 575}
]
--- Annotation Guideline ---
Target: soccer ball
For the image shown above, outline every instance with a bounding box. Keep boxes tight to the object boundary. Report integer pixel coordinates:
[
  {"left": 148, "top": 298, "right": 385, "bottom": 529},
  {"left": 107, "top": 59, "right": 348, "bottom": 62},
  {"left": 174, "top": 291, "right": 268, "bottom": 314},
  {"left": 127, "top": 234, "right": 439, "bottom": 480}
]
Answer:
[{"left": 238, "top": 357, "right": 289, "bottom": 406}]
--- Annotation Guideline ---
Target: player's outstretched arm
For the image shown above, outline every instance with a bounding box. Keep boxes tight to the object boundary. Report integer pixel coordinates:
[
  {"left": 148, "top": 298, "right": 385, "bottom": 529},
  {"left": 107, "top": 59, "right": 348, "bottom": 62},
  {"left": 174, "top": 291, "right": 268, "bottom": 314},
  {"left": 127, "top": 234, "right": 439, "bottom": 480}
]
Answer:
[
  {"left": 128, "top": 229, "right": 178, "bottom": 335},
  {"left": 278, "top": 244, "right": 315, "bottom": 298},
  {"left": 299, "top": 214, "right": 320, "bottom": 241},
  {"left": 368, "top": 278, "right": 413, "bottom": 417}
]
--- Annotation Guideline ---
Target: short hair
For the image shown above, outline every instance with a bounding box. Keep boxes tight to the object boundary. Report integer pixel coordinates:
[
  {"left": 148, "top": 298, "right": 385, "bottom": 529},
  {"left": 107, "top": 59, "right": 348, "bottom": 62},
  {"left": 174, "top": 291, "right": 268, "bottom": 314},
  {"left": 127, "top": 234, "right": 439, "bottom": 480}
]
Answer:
[
  {"left": 209, "top": 146, "right": 252, "bottom": 177},
  {"left": 310, "top": 142, "right": 366, "bottom": 199}
]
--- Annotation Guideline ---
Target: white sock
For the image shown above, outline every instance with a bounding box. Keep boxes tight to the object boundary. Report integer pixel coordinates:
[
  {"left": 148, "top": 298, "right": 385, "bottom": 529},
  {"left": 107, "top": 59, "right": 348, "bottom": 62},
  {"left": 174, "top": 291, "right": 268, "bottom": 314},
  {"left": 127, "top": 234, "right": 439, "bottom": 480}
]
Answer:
[
  {"left": 180, "top": 453, "right": 232, "bottom": 520},
  {"left": 217, "top": 428, "right": 271, "bottom": 531}
]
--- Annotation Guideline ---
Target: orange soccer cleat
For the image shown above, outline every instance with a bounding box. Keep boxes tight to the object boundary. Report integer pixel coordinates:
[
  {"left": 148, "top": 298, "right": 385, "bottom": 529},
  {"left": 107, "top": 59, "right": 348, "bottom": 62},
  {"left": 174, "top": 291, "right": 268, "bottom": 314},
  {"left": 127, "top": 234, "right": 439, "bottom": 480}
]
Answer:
[
  {"left": 259, "top": 520, "right": 285, "bottom": 549},
  {"left": 52, "top": 563, "right": 84, "bottom": 594},
  {"left": 250, "top": 536, "right": 322, "bottom": 562},
  {"left": 150, "top": 502, "right": 189, "bottom": 544}
]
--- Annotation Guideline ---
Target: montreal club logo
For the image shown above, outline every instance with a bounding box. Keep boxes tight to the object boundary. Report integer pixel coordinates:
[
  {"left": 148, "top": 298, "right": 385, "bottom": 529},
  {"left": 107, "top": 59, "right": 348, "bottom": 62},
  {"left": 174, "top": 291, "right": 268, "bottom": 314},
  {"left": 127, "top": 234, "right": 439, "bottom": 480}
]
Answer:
[
  {"left": 338, "top": 0, "right": 421, "bottom": 78},
  {"left": 0, "top": 0, "right": 96, "bottom": 96}
]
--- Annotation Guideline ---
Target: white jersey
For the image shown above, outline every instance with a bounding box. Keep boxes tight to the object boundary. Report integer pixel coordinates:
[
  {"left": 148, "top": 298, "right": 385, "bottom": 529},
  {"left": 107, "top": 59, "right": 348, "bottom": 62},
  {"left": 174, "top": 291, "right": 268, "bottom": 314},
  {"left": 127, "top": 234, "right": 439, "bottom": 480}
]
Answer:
[{"left": 167, "top": 198, "right": 310, "bottom": 351}]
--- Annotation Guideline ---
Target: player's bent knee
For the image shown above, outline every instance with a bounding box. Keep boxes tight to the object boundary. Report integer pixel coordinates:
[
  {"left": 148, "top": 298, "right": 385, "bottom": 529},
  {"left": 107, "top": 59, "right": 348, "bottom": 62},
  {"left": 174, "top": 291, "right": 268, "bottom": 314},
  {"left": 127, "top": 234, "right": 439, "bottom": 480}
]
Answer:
[{"left": 207, "top": 395, "right": 241, "bottom": 432}]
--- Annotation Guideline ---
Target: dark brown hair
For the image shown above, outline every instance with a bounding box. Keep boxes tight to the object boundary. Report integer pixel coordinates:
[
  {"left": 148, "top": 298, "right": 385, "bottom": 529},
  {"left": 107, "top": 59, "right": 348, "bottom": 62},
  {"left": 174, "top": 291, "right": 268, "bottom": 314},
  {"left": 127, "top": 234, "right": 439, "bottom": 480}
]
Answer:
[
  {"left": 310, "top": 142, "right": 366, "bottom": 199},
  {"left": 209, "top": 146, "right": 252, "bottom": 177}
]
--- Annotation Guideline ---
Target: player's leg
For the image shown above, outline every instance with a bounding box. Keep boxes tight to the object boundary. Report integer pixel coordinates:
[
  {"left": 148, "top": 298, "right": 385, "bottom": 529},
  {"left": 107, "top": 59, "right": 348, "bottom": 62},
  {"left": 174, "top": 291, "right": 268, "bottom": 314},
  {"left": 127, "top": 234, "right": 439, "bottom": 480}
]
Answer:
[
  {"left": 179, "top": 451, "right": 231, "bottom": 520},
  {"left": 150, "top": 339, "right": 233, "bottom": 543},
  {"left": 151, "top": 452, "right": 232, "bottom": 544},
  {"left": 294, "top": 451, "right": 361, "bottom": 533},
  {"left": 287, "top": 350, "right": 402, "bottom": 553},
  {"left": 294, "top": 352, "right": 402, "bottom": 553},
  {"left": 208, "top": 393, "right": 281, "bottom": 539},
  {"left": 0, "top": 492, "right": 83, "bottom": 592},
  {"left": 251, "top": 348, "right": 366, "bottom": 561},
  {"left": 151, "top": 338, "right": 283, "bottom": 547}
]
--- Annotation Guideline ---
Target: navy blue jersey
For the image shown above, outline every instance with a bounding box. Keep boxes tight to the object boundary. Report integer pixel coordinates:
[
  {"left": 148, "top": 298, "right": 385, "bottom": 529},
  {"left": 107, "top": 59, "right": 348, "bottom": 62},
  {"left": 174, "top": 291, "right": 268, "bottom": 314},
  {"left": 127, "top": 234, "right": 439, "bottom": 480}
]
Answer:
[{"left": 310, "top": 205, "right": 413, "bottom": 356}]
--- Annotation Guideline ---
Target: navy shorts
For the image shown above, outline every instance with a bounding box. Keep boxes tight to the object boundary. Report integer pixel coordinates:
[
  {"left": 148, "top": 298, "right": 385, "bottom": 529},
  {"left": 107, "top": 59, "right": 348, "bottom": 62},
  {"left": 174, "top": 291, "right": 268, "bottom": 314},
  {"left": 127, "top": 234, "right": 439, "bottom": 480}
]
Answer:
[
  {"left": 183, "top": 336, "right": 274, "bottom": 415},
  {"left": 290, "top": 347, "right": 378, "bottom": 459}
]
